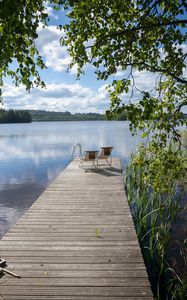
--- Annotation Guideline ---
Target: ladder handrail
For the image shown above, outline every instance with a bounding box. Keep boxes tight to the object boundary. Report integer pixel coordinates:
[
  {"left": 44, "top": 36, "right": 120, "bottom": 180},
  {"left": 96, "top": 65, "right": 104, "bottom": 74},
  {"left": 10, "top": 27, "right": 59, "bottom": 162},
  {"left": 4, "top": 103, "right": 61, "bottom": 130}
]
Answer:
[{"left": 71, "top": 143, "right": 82, "bottom": 160}]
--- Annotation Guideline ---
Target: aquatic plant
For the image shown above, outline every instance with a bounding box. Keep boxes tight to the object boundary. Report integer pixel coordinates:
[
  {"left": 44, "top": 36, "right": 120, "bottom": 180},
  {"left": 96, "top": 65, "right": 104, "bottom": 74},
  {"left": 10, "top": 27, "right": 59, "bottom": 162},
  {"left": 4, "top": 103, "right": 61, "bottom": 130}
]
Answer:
[{"left": 126, "top": 140, "right": 187, "bottom": 299}]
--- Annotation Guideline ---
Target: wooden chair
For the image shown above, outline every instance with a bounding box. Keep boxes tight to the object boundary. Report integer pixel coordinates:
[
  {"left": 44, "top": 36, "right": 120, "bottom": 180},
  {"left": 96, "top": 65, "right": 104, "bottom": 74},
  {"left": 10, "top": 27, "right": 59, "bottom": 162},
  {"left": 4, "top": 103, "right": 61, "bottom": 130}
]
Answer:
[
  {"left": 98, "top": 146, "right": 113, "bottom": 166},
  {"left": 79, "top": 150, "right": 99, "bottom": 170}
]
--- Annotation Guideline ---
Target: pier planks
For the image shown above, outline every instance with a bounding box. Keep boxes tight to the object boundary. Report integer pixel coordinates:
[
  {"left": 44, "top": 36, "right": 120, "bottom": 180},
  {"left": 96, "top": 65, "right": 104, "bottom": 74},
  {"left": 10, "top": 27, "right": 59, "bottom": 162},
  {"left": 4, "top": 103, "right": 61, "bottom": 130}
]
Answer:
[{"left": 0, "top": 158, "right": 153, "bottom": 299}]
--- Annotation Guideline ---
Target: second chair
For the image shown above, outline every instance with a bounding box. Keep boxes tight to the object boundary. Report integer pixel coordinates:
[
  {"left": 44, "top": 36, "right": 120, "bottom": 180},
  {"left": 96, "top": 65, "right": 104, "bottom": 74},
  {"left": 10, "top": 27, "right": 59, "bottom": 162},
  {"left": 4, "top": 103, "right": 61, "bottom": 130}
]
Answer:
[{"left": 98, "top": 146, "right": 113, "bottom": 166}]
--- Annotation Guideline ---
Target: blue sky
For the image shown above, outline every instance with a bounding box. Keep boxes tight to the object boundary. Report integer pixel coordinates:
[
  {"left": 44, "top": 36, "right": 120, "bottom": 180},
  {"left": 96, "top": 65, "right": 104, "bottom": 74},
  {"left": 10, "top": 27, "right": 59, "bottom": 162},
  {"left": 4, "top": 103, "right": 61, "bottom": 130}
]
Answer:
[{"left": 2, "top": 5, "right": 186, "bottom": 113}]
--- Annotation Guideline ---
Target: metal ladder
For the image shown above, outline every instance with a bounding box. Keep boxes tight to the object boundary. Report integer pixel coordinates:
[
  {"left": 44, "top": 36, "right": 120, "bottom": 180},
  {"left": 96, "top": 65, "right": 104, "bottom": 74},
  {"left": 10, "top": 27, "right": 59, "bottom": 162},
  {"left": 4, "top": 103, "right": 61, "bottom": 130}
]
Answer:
[{"left": 71, "top": 143, "right": 82, "bottom": 160}]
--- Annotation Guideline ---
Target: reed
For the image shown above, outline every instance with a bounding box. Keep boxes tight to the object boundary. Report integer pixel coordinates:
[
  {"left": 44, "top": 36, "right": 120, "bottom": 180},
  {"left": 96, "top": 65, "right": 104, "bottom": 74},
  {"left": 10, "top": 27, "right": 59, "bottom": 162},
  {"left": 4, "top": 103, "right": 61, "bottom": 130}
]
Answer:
[{"left": 126, "top": 141, "right": 187, "bottom": 299}]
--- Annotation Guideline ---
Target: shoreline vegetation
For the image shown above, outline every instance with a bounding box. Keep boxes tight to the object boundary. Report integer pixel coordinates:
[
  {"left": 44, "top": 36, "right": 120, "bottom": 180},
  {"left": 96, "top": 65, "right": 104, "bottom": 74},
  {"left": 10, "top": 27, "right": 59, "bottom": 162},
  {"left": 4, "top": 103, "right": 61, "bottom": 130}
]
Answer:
[
  {"left": 1, "top": 109, "right": 187, "bottom": 124},
  {"left": 126, "top": 131, "right": 187, "bottom": 299},
  {"left": 0, "top": 109, "right": 130, "bottom": 123},
  {"left": 29, "top": 110, "right": 107, "bottom": 121},
  {"left": 28, "top": 109, "right": 131, "bottom": 122},
  {"left": 0, "top": 109, "right": 32, "bottom": 123},
  {"left": 0, "top": 109, "right": 108, "bottom": 123}
]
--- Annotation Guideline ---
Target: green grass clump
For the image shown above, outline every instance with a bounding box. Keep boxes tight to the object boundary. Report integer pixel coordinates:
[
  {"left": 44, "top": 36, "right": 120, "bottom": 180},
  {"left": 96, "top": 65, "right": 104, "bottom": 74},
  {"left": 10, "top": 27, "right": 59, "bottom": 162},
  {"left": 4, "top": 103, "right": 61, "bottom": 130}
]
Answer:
[{"left": 126, "top": 140, "right": 187, "bottom": 299}]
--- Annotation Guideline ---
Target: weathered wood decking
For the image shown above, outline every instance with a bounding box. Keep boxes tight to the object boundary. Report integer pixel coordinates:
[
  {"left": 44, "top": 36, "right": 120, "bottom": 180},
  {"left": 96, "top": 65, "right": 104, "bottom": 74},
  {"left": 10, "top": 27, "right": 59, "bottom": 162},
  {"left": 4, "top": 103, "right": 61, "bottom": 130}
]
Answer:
[{"left": 0, "top": 158, "right": 153, "bottom": 299}]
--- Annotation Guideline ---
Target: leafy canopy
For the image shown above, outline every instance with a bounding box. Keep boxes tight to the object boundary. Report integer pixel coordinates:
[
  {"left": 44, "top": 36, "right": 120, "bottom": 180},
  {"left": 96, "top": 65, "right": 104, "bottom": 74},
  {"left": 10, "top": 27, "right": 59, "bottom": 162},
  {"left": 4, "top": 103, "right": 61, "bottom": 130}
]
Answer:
[
  {"left": 62, "top": 1, "right": 187, "bottom": 80},
  {"left": 0, "top": 0, "right": 64, "bottom": 101},
  {"left": 1, "top": 0, "right": 187, "bottom": 113},
  {"left": 60, "top": 1, "right": 187, "bottom": 135},
  {"left": 0, "top": 1, "right": 187, "bottom": 174},
  {"left": 60, "top": 0, "right": 187, "bottom": 191},
  {"left": 61, "top": 0, "right": 187, "bottom": 97}
]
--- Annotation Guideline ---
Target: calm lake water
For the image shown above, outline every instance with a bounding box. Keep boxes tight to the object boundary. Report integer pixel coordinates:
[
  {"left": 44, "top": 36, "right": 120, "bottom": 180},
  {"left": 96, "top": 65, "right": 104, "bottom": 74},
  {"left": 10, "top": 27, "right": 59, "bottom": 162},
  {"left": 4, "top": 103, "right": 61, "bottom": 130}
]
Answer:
[{"left": 0, "top": 121, "right": 142, "bottom": 238}]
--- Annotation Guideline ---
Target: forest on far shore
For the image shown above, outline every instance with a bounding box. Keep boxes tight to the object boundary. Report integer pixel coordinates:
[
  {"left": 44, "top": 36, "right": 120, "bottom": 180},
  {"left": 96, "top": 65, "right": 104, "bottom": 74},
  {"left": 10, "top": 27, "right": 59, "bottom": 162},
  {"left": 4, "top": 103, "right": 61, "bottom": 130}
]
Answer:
[
  {"left": 0, "top": 109, "right": 32, "bottom": 123},
  {"left": 29, "top": 110, "right": 107, "bottom": 121},
  {"left": 0, "top": 109, "right": 186, "bottom": 123}
]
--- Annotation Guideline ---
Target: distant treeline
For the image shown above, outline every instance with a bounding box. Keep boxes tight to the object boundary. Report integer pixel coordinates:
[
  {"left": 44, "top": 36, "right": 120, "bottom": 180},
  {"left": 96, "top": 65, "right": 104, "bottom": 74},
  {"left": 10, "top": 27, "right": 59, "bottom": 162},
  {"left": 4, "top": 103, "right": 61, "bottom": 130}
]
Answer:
[
  {"left": 29, "top": 110, "right": 107, "bottom": 121},
  {"left": 1, "top": 108, "right": 184, "bottom": 123},
  {"left": 0, "top": 109, "right": 133, "bottom": 123},
  {"left": 0, "top": 109, "right": 32, "bottom": 123}
]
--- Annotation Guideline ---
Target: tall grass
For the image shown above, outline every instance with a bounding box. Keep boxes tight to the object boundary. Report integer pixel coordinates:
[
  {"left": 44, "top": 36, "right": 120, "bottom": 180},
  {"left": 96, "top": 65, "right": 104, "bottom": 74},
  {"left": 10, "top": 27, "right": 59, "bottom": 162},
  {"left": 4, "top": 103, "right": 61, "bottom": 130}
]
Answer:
[{"left": 125, "top": 140, "right": 187, "bottom": 299}]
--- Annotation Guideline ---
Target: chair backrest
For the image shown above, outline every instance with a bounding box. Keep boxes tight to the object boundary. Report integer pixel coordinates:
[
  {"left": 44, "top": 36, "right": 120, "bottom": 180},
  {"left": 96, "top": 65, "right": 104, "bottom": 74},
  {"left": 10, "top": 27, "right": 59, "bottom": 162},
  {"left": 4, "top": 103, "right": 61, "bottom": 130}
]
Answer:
[
  {"left": 83, "top": 151, "right": 98, "bottom": 161},
  {"left": 99, "top": 147, "right": 113, "bottom": 159}
]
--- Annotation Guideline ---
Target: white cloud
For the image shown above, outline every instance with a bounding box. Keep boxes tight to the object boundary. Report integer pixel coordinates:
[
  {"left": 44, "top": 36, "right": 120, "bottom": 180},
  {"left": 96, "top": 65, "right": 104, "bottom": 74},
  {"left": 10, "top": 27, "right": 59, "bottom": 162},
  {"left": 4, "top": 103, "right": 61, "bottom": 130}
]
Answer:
[
  {"left": 36, "top": 23, "right": 62, "bottom": 51},
  {"left": 115, "top": 66, "right": 126, "bottom": 77},
  {"left": 1, "top": 68, "right": 163, "bottom": 114},
  {"left": 36, "top": 24, "right": 78, "bottom": 74},
  {"left": 42, "top": 42, "right": 71, "bottom": 71},
  {"left": 132, "top": 70, "right": 157, "bottom": 92},
  {"left": 2, "top": 82, "right": 110, "bottom": 113},
  {"left": 44, "top": 5, "right": 59, "bottom": 19},
  {"left": 98, "top": 84, "right": 109, "bottom": 100}
]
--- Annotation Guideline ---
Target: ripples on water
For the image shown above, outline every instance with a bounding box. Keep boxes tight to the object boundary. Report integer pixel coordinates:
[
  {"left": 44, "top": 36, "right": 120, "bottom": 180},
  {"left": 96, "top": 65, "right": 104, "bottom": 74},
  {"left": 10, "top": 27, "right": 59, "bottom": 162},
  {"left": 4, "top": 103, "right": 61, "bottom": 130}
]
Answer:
[{"left": 0, "top": 121, "right": 141, "bottom": 238}]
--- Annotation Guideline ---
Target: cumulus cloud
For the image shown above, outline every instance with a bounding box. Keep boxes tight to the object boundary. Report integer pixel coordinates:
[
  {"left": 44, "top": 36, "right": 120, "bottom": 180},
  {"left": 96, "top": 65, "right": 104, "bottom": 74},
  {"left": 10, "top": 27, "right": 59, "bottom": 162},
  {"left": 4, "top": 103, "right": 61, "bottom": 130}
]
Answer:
[
  {"left": 2, "top": 82, "right": 110, "bottom": 113},
  {"left": 132, "top": 70, "right": 157, "bottom": 92},
  {"left": 4, "top": 65, "right": 184, "bottom": 113},
  {"left": 2, "top": 62, "right": 164, "bottom": 114},
  {"left": 35, "top": 24, "right": 78, "bottom": 74},
  {"left": 36, "top": 23, "right": 62, "bottom": 51},
  {"left": 2, "top": 71, "right": 156, "bottom": 114},
  {"left": 42, "top": 42, "right": 71, "bottom": 72}
]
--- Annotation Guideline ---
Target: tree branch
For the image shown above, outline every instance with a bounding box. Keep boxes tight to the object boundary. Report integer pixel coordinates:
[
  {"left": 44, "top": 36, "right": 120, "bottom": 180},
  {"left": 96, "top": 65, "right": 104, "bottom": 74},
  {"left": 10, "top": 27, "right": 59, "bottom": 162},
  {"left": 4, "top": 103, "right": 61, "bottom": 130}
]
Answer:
[
  {"left": 182, "top": 0, "right": 187, "bottom": 11},
  {"left": 140, "top": 62, "right": 187, "bottom": 85},
  {"left": 85, "top": 18, "right": 187, "bottom": 50},
  {"left": 175, "top": 100, "right": 187, "bottom": 113},
  {"left": 166, "top": 71, "right": 187, "bottom": 85},
  {"left": 139, "top": 0, "right": 163, "bottom": 20},
  {"left": 116, "top": 19, "right": 187, "bottom": 36}
]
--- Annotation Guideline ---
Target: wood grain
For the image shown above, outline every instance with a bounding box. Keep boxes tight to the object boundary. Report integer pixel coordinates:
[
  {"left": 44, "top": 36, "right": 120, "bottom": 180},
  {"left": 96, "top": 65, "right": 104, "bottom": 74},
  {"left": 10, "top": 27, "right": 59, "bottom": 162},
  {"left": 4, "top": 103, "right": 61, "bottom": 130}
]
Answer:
[{"left": 0, "top": 158, "right": 153, "bottom": 299}]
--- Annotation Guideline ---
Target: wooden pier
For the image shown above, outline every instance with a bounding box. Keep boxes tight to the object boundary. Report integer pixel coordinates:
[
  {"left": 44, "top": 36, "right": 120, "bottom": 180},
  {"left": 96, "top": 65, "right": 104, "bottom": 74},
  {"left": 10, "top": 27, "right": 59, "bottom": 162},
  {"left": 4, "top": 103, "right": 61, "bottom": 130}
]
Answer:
[{"left": 0, "top": 158, "right": 153, "bottom": 299}]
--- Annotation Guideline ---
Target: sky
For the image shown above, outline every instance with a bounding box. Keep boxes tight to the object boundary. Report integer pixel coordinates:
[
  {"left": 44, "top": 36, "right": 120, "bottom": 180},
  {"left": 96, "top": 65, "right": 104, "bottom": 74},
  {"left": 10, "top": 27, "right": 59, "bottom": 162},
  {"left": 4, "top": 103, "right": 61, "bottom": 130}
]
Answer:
[{"left": 1, "top": 5, "right": 186, "bottom": 114}]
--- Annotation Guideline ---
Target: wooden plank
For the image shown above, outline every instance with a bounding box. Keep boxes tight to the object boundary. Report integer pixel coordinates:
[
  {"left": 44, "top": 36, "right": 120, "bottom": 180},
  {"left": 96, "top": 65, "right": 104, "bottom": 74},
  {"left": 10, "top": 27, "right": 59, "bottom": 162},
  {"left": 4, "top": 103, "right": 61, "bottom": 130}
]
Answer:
[
  {"left": 9, "top": 224, "right": 134, "bottom": 229},
  {"left": 0, "top": 248, "right": 140, "bottom": 254},
  {"left": 2, "top": 256, "right": 144, "bottom": 264},
  {"left": 1, "top": 270, "right": 148, "bottom": 278},
  {"left": 1, "top": 297, "right": 154, "bottom": 300},
  {"left": 0, "top": 286, "right": 152, "bottom": 297},
  {"left": 1, "top": 277, "right": 150, "bottom": 286},
  {"left": 3, "top": 237, "right": 136, "bottom": 242},
  {"left": 0, "top": 158, "right": 153, "bottom": 299},
  {"left": 5, "top": 263, "right": 146, "bottom": 271},
  {"left": 0, "top": 241, "right": 139, "bottom": 246}
]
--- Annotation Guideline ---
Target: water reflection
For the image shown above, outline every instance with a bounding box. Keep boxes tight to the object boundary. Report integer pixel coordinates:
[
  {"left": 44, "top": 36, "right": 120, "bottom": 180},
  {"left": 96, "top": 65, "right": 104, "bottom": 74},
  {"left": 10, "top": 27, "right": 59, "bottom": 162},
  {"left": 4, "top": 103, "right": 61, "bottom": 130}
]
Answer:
[{"left": 0, "top": 121, "right": 141, "bottom": 238}]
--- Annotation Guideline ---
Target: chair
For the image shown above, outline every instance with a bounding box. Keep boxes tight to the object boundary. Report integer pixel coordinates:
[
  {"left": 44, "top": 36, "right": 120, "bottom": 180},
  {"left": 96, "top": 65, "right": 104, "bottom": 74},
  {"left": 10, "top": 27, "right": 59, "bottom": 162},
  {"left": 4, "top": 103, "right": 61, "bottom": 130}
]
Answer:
[
  {"left": 79, "top": 150, "right": 99, "bottom": 170},
  {"left": 98, "top": 146, "right": 113, "bottom": 166}
]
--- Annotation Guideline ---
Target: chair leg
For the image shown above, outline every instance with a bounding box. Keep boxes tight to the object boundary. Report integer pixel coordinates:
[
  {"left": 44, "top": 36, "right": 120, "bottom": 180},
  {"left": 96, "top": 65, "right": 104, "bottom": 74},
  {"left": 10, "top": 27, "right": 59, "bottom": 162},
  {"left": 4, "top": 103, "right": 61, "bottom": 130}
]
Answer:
[
  {"left": 96, "top": 157, "right": 98, "bottom": 168},
  {"left": 106, "top": 158, "right": 112, "bottom": 166},
  {"left": 79, "top": 158, "right": 83, "bottom": 168},
  {"left": 93, "top": 160, "right": 98, "bottom": 169}
]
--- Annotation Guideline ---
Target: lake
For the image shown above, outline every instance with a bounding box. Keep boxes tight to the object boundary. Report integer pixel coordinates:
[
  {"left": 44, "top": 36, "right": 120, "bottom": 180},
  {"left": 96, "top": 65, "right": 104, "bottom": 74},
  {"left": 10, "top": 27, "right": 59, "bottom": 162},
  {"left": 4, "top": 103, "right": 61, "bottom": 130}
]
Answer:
[{"left": 0, "top": 121, "right": 142, "bottom": 238}]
